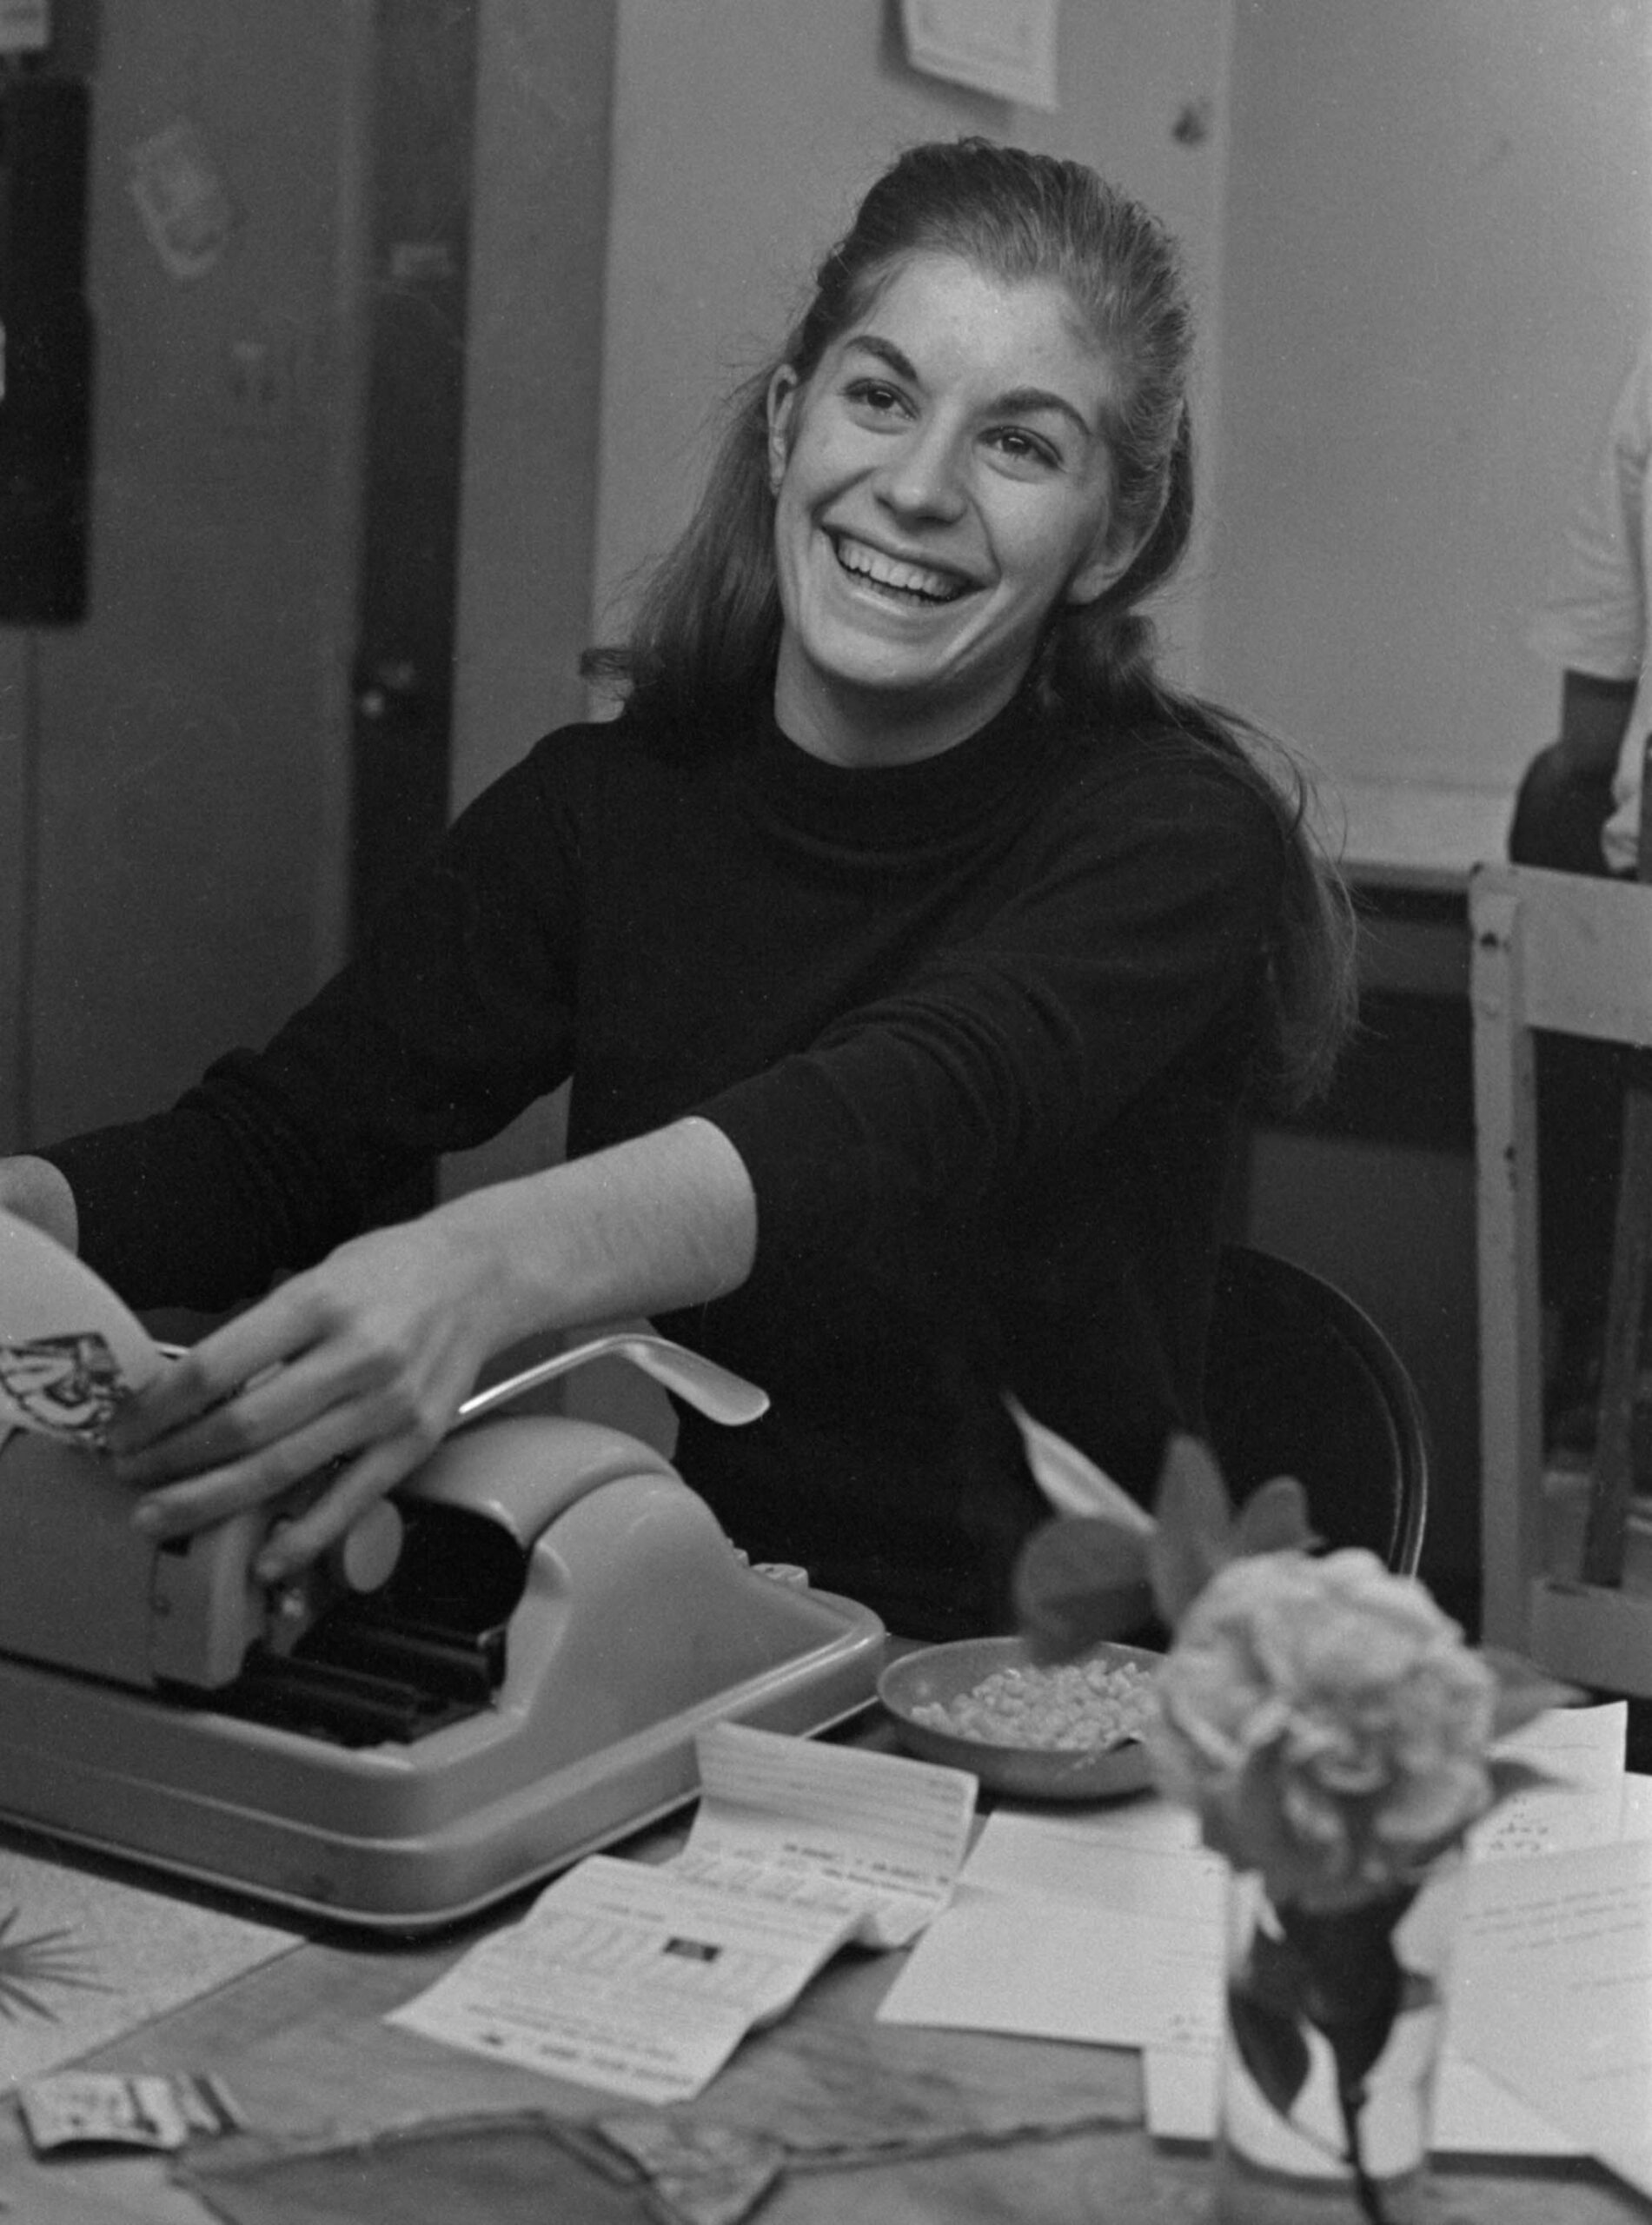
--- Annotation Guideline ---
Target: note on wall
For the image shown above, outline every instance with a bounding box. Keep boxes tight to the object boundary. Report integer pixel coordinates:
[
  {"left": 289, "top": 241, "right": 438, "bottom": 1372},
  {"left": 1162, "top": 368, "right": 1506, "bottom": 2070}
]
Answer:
[
  {"left": 128, "top": 121, "right": 236, "bottom": 283},
  {"left": 0, "top": 1, "right": 49, "bottom": 55},
  {"left": 900, "top": 0, "right": 1059, "bottom": 112}
]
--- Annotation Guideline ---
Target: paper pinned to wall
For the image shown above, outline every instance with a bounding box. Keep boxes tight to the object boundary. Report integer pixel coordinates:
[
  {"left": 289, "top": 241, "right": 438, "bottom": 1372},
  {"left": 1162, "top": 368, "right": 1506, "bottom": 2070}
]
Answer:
[
  {"left": 0, "top": 0, "right": 49, "bottom": 54},
  {"left": 899, "top": 0, "right": 1059, "bottom": 112},
  {"left": 128, "top": 120, "right": 236, "bottom": 283}
]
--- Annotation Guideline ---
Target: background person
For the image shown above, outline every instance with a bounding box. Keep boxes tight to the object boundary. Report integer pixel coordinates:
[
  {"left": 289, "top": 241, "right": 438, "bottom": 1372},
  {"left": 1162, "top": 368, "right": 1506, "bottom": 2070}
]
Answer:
[{"left": 1509, "top": 330, "right": 1652, "bottom": 1439}]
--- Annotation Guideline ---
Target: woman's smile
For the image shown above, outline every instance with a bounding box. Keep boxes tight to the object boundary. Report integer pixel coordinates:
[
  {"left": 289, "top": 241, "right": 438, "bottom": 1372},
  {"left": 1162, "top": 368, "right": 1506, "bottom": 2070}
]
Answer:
[
  {"left": 828, "top": 531, "right": 972, "bottom": 607},
  {"left": 766, "top": 251, "right": 1136, "bottom": 766}
]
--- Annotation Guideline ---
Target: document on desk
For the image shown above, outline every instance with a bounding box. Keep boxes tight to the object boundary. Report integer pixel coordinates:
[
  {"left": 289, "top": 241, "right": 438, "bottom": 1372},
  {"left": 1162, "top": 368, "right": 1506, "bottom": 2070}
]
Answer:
[
  {"left": 388, "top": 1854, "right": 859, "bottom": 2103},
  {"left": 388, "top": 1724, "right": 977, "bottom": 2103},
  {"left": 1450, "top": 1835, "right": 1652, "bottom": 2197},
  {"left": 671, "top": 1720, "right": 977, "bottom": 1948},
  {"left": 876, "top": 1806, "right": 1224, "bottom": 2048},
  {"left": 1467, "top": 1699, "right": 1627, "bottom": 1860}
]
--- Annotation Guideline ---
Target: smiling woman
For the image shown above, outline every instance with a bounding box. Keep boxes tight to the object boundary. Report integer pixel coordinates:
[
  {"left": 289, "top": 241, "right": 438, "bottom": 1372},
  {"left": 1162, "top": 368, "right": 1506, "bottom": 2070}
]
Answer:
[
  {"left": 766, "top": 256, "right": 1127, "bottom": 765},
  {"left": 1, "top": 139, "right": 1355, "bottom": 1640}
]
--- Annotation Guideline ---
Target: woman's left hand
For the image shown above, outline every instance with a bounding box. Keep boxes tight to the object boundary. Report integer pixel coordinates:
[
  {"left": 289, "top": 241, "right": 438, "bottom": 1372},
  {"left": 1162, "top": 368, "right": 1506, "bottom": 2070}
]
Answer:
[{"left": 104, "top": 1214, "right": 517, "bottom": 1584}]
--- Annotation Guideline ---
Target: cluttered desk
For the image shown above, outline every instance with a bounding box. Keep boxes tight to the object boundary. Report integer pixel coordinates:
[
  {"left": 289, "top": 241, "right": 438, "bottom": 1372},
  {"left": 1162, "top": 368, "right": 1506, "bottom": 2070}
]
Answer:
[
  {"left": 0, "top": 1212, "right": 1649, "bottom": 2224},
  {"left": 0, "top": 1706, "right": 1645, "bottom": 2225}
]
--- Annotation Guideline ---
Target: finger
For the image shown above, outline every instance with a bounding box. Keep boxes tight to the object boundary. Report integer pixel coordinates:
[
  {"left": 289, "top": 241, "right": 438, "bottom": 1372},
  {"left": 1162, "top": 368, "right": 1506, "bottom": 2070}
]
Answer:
[
  {"left": 104, "top": 1347, "right": 228, "bottom": 1452},
  {"left": 251, "top": 1434, "right": 429, "bottom": 1584},
  {"left": 108, "top": 1292, "right": 320, "bottom": 1452},
  {"left": 110, "top": 1347, "right": 351, "bottom": 1487},
  {"left": 127, "top": 1392, "right": 385, "bottom": 1539}
]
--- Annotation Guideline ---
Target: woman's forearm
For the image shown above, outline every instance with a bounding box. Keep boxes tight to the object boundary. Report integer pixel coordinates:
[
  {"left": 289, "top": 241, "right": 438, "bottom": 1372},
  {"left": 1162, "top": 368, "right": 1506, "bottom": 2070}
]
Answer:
[{"left": 429, "top": 1113, "right": 758, "bottom": 1348}]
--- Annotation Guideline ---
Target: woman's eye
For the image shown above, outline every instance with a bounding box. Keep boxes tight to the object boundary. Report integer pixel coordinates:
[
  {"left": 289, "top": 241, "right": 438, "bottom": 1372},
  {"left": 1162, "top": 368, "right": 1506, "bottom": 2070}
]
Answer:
[
  {"left": 991, "top": 427, "right": 1059, "bottom": 469},
  {"left": 844, "top": 380, "right": 907, "bottom": 417}
]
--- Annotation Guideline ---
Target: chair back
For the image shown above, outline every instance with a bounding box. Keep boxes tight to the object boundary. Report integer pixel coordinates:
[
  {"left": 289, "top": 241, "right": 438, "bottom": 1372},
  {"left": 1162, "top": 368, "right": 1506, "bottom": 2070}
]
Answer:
[{"left": 1202, "top": 1244, "right": 1430, "bottom": 1576}]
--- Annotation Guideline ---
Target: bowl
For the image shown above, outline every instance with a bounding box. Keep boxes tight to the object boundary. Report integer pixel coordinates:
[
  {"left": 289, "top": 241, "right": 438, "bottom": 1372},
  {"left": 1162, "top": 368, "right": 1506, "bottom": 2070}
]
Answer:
[{"left": 877, "top": 1634, "right": 1160, "bottom": 1801}]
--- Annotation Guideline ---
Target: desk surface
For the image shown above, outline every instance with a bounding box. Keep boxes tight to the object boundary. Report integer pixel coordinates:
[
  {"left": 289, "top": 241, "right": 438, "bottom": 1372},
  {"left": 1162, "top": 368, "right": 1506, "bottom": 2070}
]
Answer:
[{"left": 0, "top": 1719, "right": 1645, "bottom": 2225}]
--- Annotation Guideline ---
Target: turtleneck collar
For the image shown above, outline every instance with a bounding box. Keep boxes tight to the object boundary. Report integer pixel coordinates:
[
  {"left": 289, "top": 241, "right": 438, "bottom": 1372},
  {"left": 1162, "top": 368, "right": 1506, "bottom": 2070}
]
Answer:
[{"left": 736, "top": 681, "right": 1073, "bottom": 858}]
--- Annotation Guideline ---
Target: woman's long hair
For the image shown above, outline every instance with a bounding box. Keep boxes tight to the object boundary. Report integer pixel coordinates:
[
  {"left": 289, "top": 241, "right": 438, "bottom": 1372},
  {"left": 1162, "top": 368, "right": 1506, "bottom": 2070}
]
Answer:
[{"left": 584, "top": 139, "right": 1356, "bottom": 1107}]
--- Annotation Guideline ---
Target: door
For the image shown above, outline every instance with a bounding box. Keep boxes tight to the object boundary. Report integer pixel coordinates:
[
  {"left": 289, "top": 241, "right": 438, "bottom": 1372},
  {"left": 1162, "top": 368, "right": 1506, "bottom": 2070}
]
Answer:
[{"left": 348, "top": 0, "right": 478, "bottom": 951}]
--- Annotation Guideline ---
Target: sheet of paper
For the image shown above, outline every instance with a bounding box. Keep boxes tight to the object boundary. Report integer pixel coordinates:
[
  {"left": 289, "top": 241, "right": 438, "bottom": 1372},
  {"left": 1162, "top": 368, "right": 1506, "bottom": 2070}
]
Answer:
[
  {"left": 960, "top": 1807, "right": 1224, "bottom": 1922},
  {"left": 0, "top": 1837, "right": 295, "bottom": 2088},
  {"left": 672, "top": 1719, "right": 976, "bottom": 1947},
  {"left": 876, "top": 1881, "right": 1222, "bottom": 2049},
  {"left": 1622, "top": 1771, "right": 1652, "bottom": 1838},
  {"left": 899, "top": 0, "right": 1060, "bottom": 110},
  {"left": 0, "top": 1208, "right": 164, "bottom": 1443},
  {"left": 1469, "top": 1701, "right": 1627, "bottom": 1861},
  {"left": 388, "top": 1854, "right": 859, "bottom": 2106},
  {"left": 1450, "top": 1835, "right": 1652, "bottom": 2197}
]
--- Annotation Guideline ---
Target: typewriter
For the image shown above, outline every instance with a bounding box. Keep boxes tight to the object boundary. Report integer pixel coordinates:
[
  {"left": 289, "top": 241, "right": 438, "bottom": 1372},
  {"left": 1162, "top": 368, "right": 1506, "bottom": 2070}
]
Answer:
[{"left": 0, "top": 1411, "right": 883, "bottom": 1930}]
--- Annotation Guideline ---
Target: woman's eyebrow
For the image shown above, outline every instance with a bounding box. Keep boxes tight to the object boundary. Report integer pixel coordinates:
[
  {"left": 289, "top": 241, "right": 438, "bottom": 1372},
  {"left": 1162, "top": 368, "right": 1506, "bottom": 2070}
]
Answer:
[{"left": 844, "top": 333, "right": 1096, "bottom": 441}]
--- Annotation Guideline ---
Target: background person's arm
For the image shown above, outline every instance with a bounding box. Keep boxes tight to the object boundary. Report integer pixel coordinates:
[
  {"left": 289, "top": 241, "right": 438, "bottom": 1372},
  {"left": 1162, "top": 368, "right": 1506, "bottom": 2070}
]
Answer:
[{"left": 1554, "top": 668, "right": 1637, "bottom": 776}]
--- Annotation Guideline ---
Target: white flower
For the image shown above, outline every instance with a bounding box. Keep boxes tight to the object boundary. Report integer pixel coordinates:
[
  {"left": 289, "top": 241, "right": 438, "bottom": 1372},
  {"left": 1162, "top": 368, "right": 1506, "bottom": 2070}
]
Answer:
[{"left": 1148, "top": 1549, "right": 1501, "bottom": 1910}]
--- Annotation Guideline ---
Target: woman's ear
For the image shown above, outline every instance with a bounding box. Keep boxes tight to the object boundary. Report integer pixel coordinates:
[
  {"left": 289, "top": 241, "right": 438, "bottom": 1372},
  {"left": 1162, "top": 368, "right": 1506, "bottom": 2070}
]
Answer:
[
  {"left": 1064, "top": 525, "right": 1143, "bottom": 610},
  {"left": 766, "top": 366, "right": 799, "bottom": 494}
]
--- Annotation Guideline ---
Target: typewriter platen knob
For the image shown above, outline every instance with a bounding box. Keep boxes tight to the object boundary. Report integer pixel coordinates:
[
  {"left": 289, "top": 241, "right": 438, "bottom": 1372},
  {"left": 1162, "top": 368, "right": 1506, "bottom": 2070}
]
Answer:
[{"left": 326, "top": 1499, "right": 405, "bottom": 1595}]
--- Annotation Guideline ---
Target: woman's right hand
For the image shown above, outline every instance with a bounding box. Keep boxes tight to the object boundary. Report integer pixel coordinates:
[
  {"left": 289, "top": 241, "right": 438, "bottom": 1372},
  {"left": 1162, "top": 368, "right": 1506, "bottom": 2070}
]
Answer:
[{"left": 0, "top": 1157, "right": 78, "bottom": 1252}]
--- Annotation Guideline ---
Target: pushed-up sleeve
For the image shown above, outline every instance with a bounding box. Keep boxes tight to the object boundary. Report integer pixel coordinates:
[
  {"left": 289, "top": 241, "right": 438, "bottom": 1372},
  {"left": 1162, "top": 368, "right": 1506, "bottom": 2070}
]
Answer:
[
  {"left": 696, "top": 756, "right": 1283, "bottom": 1279},
  {"left": 45, "top": 739, "right": 585, "bottom": 1311}
]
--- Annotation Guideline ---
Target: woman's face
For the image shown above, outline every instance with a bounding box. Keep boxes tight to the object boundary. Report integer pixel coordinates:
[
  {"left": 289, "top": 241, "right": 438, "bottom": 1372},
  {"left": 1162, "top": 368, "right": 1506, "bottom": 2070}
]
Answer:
[{"left": 766, "top": 252, "right": 1134, "bottom": 766}]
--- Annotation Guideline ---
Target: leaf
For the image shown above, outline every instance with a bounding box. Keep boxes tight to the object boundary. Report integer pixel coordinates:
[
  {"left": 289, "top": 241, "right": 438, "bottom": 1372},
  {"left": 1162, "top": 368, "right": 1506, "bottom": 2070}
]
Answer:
[
  {"left": 1012, "top": 1516, "right": 1155, "bottom": 1663},
  {"left": 1483, "top": 1757, "right": 1562, "bottom": 1811},
  {"left": 1227, "top": 1983, "right": 1312, "bottom": 2119},
  {"left": 1231, "top": 1474, "right": 1319, "bottom": 1558},
  {"left": 1148, "top": 1433, "right": 1235, "bottom": 1624},
  {"left": 1478, "top": 1647, "right": 1584, "bottom": 1737}
]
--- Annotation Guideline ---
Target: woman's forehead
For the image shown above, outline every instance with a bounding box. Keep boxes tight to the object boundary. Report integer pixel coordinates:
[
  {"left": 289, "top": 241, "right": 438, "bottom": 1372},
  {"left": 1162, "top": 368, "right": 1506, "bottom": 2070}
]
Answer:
[{"left": 828, "top": 252, "right": 1117, "bottom": 414}]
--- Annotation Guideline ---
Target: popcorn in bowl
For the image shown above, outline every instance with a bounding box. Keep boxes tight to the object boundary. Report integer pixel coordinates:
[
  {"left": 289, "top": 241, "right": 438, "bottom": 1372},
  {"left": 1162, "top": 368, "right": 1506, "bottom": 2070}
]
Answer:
[{"left": 910, "top": 1650, "right": 1155, "bottom": 1753}]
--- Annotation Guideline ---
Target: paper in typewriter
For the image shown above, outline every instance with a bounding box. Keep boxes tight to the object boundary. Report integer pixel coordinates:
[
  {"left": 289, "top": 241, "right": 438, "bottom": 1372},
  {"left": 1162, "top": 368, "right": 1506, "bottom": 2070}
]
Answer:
[{"left": 0, "top": 1209, "right": 165, "bottom": 1444}]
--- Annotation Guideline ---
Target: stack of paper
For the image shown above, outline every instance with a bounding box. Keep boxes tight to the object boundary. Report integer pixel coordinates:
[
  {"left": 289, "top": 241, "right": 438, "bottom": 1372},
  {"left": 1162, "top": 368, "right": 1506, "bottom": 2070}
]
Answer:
[{"left": 877, "top": 1704, "right": 1652, "bottom": 2200}]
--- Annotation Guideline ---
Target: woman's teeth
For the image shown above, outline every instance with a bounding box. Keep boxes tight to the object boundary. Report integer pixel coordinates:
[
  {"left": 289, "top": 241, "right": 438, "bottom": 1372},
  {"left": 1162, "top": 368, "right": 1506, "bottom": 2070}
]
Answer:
[{"left": 833, "top": 535, "right": 964, "bottom": 604}]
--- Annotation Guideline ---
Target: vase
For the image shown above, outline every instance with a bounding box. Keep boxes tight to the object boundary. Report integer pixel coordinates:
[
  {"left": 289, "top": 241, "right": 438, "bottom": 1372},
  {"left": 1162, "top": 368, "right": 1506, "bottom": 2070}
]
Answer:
[{"left": 1211, "top": 1863, "right": 1458, "bottom": 2224}]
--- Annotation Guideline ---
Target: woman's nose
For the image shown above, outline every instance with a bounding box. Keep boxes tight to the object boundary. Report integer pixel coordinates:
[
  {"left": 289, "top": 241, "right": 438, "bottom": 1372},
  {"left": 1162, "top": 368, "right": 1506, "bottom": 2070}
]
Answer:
[{"left": 874, "top": 423, "right": 968, "bottom": 521}]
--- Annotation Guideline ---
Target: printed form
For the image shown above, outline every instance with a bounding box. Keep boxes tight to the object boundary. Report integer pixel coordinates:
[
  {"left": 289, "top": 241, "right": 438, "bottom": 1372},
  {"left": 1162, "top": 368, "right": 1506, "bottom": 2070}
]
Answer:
[{"left": 388, "top": 1722, "right": 976, "bottom": 2103}]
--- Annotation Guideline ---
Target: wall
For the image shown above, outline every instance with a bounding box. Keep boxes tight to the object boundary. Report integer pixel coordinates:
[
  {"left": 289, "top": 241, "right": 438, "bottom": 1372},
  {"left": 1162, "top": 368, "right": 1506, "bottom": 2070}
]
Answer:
[
  {"left": 593, "top": 0, "right": 1234, "bottom": 676},
  {"left": 436, "top": 0, "right": 617, "bottom": 1218},
  {"left": 449, "top": 0, "right": 615, "bottom": 813},
  {"left": 1207, "top": 0, "right": 1652, "bottom": 813},
  {"left": 10, "top": 1, "right": 374, "bottom": 1150},
  {"left": 1204, "top": 2, "right": 1652, "bottom": 1625}
]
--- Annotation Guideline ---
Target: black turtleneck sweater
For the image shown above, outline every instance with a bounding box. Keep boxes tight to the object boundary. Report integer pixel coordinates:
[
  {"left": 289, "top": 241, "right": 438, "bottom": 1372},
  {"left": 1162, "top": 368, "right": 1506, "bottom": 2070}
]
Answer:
[{"left": 45, "top": 691, "right": 1284, "bottom": 1637}]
